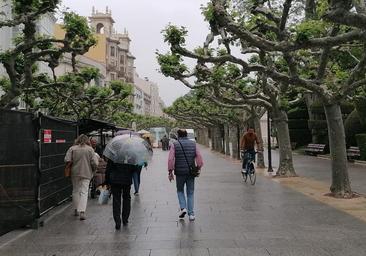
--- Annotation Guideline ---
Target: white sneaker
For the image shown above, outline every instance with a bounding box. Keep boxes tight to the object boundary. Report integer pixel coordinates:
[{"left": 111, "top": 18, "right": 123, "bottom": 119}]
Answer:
[
  {"left": 189, "top": 215, "right": 195, "bottom": 221},
  {"left": 178, "top": 208, "right": 187, "bottom": 219}
]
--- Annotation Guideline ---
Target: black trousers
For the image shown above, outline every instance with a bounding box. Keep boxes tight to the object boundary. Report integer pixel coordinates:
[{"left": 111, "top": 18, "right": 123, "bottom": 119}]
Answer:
[{"left": 111, "top": 184, "right": 131, "bottom": 224}]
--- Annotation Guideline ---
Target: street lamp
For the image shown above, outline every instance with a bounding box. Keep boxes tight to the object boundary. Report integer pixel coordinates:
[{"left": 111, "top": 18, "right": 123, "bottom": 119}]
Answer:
[{"left": 267, "top": 112, "right": 273, "bottom": 173}]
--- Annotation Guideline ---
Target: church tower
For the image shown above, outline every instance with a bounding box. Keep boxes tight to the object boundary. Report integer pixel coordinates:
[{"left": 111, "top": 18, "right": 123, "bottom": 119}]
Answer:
[{"left": 89, "top": 6, "right": 115, "bottom": 36}]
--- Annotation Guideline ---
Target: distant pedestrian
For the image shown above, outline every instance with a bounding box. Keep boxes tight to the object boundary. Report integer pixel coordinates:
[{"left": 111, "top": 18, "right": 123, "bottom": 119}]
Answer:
[
  {"left": 168, "top": 129, "right": 203, "bottom": 221},
  {"left": 145, "top": 136, "right": 152, "bottom": 148},
  {"left": 90, "top": 137, "right": 103, "bottom": 157},
  {"left": 161, "top": 135, "right": 169, "bottom": 151},
  {"left": 64, "top": 134, "right": 99, "bottom": 220},
  {"left": 132, "top": 165, "right": 143, "bottom": 196},
  {"left": 105, "top": 161, "right": 137, "bottom": 229}
]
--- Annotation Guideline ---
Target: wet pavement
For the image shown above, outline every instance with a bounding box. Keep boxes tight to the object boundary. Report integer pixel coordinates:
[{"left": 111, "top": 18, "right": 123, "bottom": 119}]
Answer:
[
  {"left": 268, "top": 150, "right": 366, "bottom": 195},
  {"left": 1, "top": 146, "right": 366, "bottom": 256}
]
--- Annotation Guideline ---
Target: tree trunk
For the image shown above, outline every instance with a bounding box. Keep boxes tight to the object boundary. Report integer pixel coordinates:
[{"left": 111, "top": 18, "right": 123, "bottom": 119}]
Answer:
[
  {"left": 212, "top": 127, "right": 219, "bottom": 151},
  {"left": 304, "top": 93, "right": 320, "bottom": 143},
  {"left": 220, "top": 125, "right": 225, "bottom": 154},
  {"left": 253, "top": 114, "right": 265, "bottom": 168},
  {"left": 202, "top": 128, "right": 210, "bottom": 147},
  {"left": 324, "top": 103, "right": 352, "bottom": 198},
  {"left": 229, "top": 125, "right": 238, "bottom": 159},
  {"left": 273, "top": 109, "right": 297, "bottom": 177},
  {"left": 224, "top": 124, "right": 230, "bottom": 156}
]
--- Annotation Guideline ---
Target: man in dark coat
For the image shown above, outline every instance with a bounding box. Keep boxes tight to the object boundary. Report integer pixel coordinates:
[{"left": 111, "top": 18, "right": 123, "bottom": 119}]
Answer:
[
  {"left": 161, "top": 135, "right": 169, "bottom": 150},
  {"left": 105, "top": 160, "right": 137, "bottom": 229}
]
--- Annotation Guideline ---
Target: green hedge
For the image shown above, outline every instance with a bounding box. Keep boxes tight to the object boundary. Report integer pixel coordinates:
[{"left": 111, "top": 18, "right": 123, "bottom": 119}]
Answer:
[
  {"left": 355, "top": 97, "right": 366, "bottom": 127},
  {"left": 288, "top": 119, "right": 308, "bottom": 129},
  {"left": 356, "top": 134, "right": 366, "bottom": 161},
  {"left": 311, "top": 101, "right": 354, "bottom": 114},
  {"left": 289, "top": 129, "right": 312, "bottom": 147},
  {"left": 287, "top": 108, "right": 309, "bottom": 119},
  {"left": 344, "top": 110, "right": 366, "bottom": 146},
  {"left": 308, "top": 120, "right": 328, "bottom": 130}
]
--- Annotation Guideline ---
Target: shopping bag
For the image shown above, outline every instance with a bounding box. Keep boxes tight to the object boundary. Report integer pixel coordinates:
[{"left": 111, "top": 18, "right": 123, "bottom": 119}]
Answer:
[{"left": 98, "top": 186, "right": 110, "bottom": 205}]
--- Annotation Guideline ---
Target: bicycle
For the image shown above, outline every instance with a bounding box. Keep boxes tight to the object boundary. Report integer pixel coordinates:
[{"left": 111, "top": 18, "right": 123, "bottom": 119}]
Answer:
[{"left": 241, "top": 150, "right": 257, "bottom": 185}]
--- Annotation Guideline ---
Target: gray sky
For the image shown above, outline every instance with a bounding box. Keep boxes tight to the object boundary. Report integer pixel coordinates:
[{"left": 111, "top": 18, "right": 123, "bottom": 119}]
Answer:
[{"left": 61, "top": 0, "right": 210, "bottom": 106}]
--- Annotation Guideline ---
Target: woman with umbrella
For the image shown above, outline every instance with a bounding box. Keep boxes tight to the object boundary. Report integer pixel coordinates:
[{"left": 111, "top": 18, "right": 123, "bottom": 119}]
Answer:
[{"left": 104, "top": 132, "right": 152, "bottom": 229}]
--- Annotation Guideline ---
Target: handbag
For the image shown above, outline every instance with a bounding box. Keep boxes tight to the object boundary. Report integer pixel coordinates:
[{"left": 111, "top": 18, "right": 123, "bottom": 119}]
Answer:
[
  {"left": 64, "top": 162, "right": 72, "bottom": 177},
  {"left": 64, "top": 150, "right": 73, "bottom": 177},
  {"left": 177, "top": 140, "right": 200, "bottom": 177}
]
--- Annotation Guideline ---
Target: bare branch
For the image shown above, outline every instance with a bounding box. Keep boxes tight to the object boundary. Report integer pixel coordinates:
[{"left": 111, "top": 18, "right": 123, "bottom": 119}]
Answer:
[{"left": 279, "top": 0, "right": 293, "bottom": 31}]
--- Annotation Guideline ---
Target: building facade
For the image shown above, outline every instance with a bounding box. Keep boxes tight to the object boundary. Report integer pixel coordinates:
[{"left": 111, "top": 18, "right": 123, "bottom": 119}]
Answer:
[
  {"left": 87, "top": 7, "right": 135, "bottom": 84},
  {"left": 54, "top": 24, "right": 106, "bottom": 87},
  {"left": 133, "top": 70, "right": 166, "bottom": 117},
  {"left": 86, "top": 7, "right": 166, "bottom": 117}
]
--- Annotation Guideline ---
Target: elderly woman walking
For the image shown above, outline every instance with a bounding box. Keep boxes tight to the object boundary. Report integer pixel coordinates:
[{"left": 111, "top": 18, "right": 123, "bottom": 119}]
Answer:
[{"left": 65, "top": 134, "right": 99, "bottom": 220}]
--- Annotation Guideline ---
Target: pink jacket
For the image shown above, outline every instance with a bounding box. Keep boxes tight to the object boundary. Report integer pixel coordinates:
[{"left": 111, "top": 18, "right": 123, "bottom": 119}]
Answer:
[{"left": 168, "top": 143, "right": 203, "bottom": 172}]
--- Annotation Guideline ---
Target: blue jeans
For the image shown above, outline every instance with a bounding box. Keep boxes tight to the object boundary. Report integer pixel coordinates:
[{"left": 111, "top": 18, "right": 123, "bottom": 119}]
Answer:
[
  {"left": 176, "top": 175, "right": 195, "bottom": 215},
  {"left": 132, "top": 166, "right": 142, "bottom": 193},
  {"left": 242, "top": 149, "right": 256, "bottom": 170}
]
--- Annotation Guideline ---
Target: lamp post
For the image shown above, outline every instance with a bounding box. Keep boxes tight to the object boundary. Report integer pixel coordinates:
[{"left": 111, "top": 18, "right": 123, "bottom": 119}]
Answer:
[{"left": 267, "top": 112, "right": 273, "bottom": 173}]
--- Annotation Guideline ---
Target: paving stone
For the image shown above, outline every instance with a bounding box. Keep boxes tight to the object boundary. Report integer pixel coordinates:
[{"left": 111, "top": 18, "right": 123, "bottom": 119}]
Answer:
[
  {"left": 208, "top": 248, "right": 270, "bottom": 256},
  {"left": 2, "top": 148, "right": 366, "bottom": 255},
  {"left": 150, "top": 248, "right": 209, "bottom": 256}
]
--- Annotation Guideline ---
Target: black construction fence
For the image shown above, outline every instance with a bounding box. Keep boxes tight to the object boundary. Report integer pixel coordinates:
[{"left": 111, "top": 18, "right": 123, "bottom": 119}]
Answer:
[
  {"left": 0, "top": 110, "right": 77, "bottom": 235},
  {"left": 0, "top": 110, "right": 124, "bottom": 236}
]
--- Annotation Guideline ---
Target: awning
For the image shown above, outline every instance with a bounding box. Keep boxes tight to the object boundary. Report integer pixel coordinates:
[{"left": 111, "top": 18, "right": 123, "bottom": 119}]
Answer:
[{"left": 78, "top": 119, "right": 117, "bottom": 134}]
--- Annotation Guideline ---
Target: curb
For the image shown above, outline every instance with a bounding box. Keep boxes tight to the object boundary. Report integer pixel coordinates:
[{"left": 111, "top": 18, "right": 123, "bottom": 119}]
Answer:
[{"left": 317, "top": 154, "right": 366, "bottom": 166}]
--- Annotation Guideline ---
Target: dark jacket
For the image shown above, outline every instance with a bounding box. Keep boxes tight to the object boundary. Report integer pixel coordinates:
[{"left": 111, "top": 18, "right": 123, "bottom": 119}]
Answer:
[
  {"left": 173, "top": 137, "right": 196, "bottom": 176},
  {"left": 105, "top": 160, "right": 135, "bottom": 185}
]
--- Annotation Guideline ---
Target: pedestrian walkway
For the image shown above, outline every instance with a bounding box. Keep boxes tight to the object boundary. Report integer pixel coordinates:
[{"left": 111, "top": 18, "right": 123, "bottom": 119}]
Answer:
[
  {"left": 1, "top": 146, "right": 366, "bottom": 256},
  {"left": 267, "top": 149, "right": 366, "bottom": 195}
]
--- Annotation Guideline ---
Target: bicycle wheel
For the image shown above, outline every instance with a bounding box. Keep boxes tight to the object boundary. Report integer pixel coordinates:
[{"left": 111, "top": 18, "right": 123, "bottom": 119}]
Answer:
[
  {"left": 242, "top": 170, "right": 248, "bottom": 182},
  {"left": 249, "top": 163, "right": 256, "bottom": 185}
]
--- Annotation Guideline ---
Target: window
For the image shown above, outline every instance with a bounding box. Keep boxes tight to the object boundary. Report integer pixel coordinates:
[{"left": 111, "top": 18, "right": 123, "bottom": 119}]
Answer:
[
  {"left": 110, "top": 46, "right": 115, "bottom": 57},
  {"left": 96, "top": 23, "right": 105, "bottom": 34},
  {"left": 111, "top": 73, "right": 116, "bottom": 81},
  {"left": 120, "top": 55, "right": 125, "bottom": 64}
]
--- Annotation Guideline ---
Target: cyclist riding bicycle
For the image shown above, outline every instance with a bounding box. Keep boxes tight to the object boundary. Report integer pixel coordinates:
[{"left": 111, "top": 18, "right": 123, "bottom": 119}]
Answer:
[{"left": 240, "top": 128, "right": 260, "bottom": 174}]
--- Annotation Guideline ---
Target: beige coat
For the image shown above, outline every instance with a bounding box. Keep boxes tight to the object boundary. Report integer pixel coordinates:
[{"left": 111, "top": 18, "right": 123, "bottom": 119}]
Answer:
[{"left": 64, "top": 145, "right": 99, "bottom": 180}]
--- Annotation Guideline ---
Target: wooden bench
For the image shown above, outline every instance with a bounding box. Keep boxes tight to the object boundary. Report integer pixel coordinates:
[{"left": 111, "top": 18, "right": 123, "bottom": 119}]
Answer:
[
  {"left": 347, "top": 146, "right": 360, "bottom": 161},
  {"left": 305, "top": 143, "right": 326, "bottom": 156}
]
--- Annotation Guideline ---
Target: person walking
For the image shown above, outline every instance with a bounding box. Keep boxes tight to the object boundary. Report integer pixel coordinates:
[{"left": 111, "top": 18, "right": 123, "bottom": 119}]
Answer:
[
  {"left": 64, "top": 134, "right": 99, "bottom": 220},
  {"left": 90, "top": 137, "right": 104, "bottom": 157},
  {"left": 161, "top": 135, "right": 169, "bottom": 151},
  {"left": 168, "top": 129, "right": 203, "bottom": 221},
  {"left": 132, "top": 165, "right": 143, "bottom": 196},
  {"left": 240, "top": 128, "right": 260, "bottom": 173},
  {"left": 105, "top": 161, "right": 137, "bottom": 229}
]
